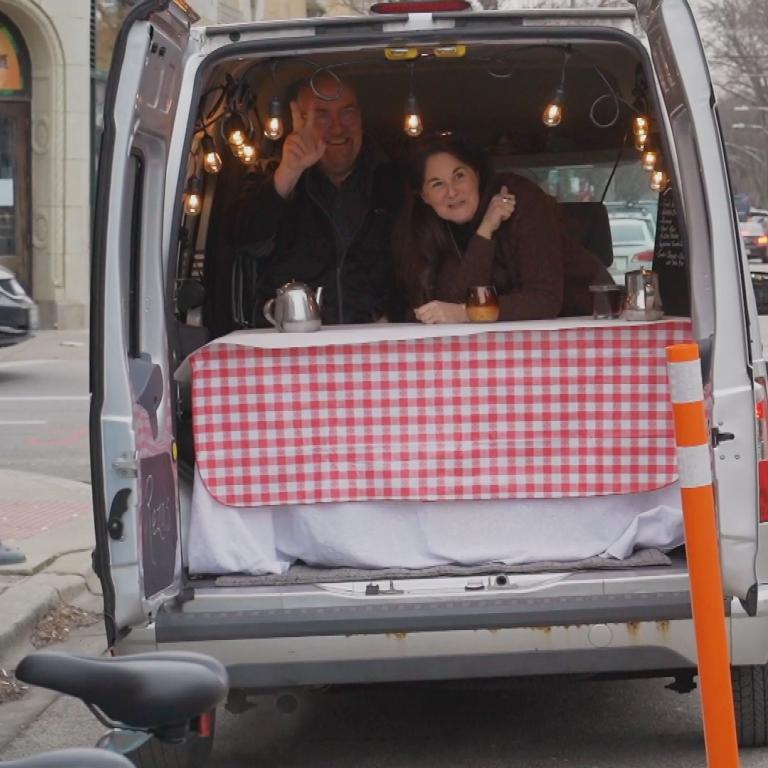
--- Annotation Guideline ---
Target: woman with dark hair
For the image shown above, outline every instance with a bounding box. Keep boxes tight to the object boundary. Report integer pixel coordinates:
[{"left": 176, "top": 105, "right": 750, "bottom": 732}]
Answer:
[{"left": 395, "top": 134, "right": 612, "bottom": 323}]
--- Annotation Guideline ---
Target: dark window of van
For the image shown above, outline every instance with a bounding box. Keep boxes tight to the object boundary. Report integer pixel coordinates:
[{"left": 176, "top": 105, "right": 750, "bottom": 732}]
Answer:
[{"left": 127, "top": 151, "right": 143, "bottom": 358}]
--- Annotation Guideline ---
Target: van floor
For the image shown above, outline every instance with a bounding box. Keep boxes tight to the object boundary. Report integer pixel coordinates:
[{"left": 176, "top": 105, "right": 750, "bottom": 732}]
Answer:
[{"left": 192, "top": 546, "right": 684, "bottom": 587}]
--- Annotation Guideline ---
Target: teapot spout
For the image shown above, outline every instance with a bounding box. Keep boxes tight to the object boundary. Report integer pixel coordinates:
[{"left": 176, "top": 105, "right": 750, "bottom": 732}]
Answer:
[{"left": 315, "top": 285, "right": 323, "bottom": 307}]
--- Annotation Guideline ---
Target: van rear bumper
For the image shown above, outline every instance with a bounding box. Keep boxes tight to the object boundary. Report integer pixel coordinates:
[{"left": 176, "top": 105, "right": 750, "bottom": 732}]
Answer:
[
  {"left": 155, "top": 590, "right": 695, "bottom": 642},
  {"left": 126, "top": 589, "right": 704, "bottom": 688}
]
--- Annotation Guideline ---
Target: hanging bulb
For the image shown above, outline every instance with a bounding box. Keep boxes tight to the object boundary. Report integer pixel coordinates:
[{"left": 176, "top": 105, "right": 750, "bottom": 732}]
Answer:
[
  {"left": 225, "top": 113, "right": 248, "bottom": 149},
  {"left": 264, "top": 96, "right": 284, "bottom": 140},
  {"left": 238, "top": 144, "right": 259, "bottom": 165},
  {"left": 650, "top": 169, "right": 667, "bottom": 192},
  {"left": 633, "top": 115, "right": 649, "bottom": 137},
  {"left": 201, "top": 134, "right": 223, "bottom": 174},
  {"left": 403, "top": 93, "right": 423, "bottom": 137},
  {"left": 642, "top": 149, "right": 658, "bottom": 172},
  {"left": 183, "top": 176, "right": 203, "bottom": 216},
  {"left": 634, "top": 130, "right": 648, "bottom": 151},
  {"left": 542, "top": 87, "right": 564, "bottom": 128}
]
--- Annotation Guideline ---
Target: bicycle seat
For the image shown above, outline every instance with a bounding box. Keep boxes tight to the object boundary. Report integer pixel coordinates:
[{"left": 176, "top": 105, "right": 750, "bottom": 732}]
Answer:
[
  {"left": 1, "top": 748, "right": 133, "bottom": 768},
  {"left": 15, "top": 651, "right": 228, "bottom": 731}
]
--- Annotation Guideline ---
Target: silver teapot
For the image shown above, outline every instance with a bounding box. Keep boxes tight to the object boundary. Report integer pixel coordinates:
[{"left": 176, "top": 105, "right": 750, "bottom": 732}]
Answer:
[
  {"left": 624, "top": 268, "right": 663, "bottom": 321},
  {"left": 263, "top": 280, "right": 323, "bottom": 332}
]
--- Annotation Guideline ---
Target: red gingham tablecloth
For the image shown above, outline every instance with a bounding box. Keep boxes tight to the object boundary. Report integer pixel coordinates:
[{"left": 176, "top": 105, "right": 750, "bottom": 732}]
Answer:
[{"left": 190, "top": 319, "right": 692, "bottom": 507}]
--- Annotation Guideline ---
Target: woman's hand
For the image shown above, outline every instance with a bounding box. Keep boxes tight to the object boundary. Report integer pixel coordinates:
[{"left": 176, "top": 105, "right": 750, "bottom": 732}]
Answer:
[
  {"left": 476, "top": 185, "right": 516, "bottom": 240},
  {"left": 414, "top": 301, "right": 468, "bottom": 324}
]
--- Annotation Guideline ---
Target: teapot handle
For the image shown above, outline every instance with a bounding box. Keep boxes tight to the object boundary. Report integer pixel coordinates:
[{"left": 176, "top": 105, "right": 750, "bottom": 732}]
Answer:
[{"left": 263, "top": 298, "right": 278, "bottom": 328}]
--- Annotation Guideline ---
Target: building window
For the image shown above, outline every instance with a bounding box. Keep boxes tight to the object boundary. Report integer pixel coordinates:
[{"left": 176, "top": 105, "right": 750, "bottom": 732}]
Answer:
[{"left": 0, "top": 16, "right": 30, "bottom": 97}]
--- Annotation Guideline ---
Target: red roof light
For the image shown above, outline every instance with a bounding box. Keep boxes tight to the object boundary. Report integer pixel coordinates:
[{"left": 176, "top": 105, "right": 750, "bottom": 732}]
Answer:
[{"left": 371, "top": 0, "right": 470, "bottom": 12}]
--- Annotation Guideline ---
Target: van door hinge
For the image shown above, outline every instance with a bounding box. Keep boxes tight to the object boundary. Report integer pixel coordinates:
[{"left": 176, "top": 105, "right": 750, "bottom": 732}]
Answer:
[
  {"left": 112, "top": 452, "right": 139, "bottom": 478},
  {"left": 711, "top": 427, "right": 735, "bottom": 446}
]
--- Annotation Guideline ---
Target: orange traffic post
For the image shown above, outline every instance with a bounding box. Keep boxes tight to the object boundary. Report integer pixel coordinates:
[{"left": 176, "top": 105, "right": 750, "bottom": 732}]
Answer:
[{"left": 666, "top": 343, "right": 740, "bottom": 768}]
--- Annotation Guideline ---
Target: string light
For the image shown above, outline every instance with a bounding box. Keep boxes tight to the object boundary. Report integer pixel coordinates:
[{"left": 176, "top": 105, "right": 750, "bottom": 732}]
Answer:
[
  {"left": 225, "top": 113, "right": 249, "bottom": 149},
  {"left": 402, "top": 63, "right": 423, "bottom": 137},
  {"left": 264, "top": 95, "right": 284, "bottom": 140},
  {"left": 403, "top": 93, "right": 423, "bottom": 137},
  {"left": 183, "top": 176, "right": 203, "bottom": 216},
  {"left": 650, "top": 169, "right": 668, "bottom": 191},
  {"left": 238, "top": 144, "right": 259, "bottom": 165},
  {"left": 186, "top": 52, "right": 656, "bottom": 212},
  {"left": 642, "top": 148, "right": 658, "bottom": 172},
  {"left": 542, "top": 86, "right": 564, "bottom": 128},
  {"left": 201, "top": 134, "right": 223, "bottom": 174},
  {"left": 542, "top": 48, "right": 570, "bottom": 128},
  {"left": 632, "top": 114, "right": 650, "bottom": 150},
  {"left": 632, "top": 115, "right": 649, "bottom": 136}
]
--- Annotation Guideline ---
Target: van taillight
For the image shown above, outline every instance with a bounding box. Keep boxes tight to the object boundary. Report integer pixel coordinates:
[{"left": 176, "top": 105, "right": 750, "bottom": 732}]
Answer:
[
  {"left": 760, "top": 461, "right": 768, "bottom": 524},
  {"left": 755, "top": 378, "right": 768, "bottom": 522},
  {"left": 195, "top": 710, "right": 214, "bottom": 737}
]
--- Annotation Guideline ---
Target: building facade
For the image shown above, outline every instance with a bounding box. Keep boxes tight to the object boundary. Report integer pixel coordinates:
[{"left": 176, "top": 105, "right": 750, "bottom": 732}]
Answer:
[
  {"left": 0, "top": 0, "right": 91, "bottom": 329},
  {"left": 1, "top": 0, "right": 315, "bottom": 330}
]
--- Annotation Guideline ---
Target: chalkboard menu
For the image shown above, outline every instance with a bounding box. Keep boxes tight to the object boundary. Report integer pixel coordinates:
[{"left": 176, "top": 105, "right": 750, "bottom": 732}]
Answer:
[{"left": 653, "top": 186, "right": 690, "bottom": 316}]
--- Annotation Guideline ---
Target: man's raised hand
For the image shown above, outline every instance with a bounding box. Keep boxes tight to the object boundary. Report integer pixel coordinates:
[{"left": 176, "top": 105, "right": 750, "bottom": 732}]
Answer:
[{"left": 273, "top": 101, "right": 327, "bottom": 199}]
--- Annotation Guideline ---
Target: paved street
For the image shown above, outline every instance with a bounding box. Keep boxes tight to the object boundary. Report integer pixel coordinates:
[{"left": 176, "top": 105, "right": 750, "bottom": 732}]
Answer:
[
  {"left": 7, "top": 668, "right": 768, "bottom": 767},
  {"left": 0, "top": 331, "right": 90, "bottom": 484}
]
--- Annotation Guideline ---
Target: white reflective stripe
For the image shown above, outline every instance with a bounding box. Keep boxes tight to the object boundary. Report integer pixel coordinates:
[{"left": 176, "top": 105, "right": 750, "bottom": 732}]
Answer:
[
  {"left": 676, "top": 444, "right": 712, "bottom": 488},
  {"left": 668, "top": 359, "right": 703, "bottom": 404}
]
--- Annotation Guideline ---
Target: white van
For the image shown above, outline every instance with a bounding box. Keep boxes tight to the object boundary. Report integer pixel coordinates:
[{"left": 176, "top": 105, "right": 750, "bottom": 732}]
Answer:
[{"left": 90, "top": 0, "right": 768, "bottom": 761}]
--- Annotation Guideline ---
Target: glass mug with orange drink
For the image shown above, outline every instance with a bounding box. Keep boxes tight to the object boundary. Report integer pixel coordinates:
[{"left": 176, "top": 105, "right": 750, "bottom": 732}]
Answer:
[{"left": 466, "top": 285, "right": 500, "bottom": 323}]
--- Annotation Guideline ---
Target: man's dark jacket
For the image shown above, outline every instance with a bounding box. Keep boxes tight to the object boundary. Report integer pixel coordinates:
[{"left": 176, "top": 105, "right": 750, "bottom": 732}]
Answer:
[{"left": 234, "top": 141, "right": 403, "bottom": 326}]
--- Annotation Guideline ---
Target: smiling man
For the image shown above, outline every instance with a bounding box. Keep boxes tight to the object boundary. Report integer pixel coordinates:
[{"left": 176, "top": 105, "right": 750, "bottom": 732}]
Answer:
[{"left": 235, "top": 74, "right": 403, "bottom": 326}]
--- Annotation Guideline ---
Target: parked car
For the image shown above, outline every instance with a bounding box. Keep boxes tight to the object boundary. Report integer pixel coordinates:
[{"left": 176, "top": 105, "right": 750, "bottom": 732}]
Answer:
[
  {"left": 739, "top": 219, "right": 768, "bottom": 262},
  {"left": 91, "top": 1, "right": 768, "bottom": 760},
  {"left": 0, "top": 266, "right": 38, "bottom": 347},
  {"left": 608, "top": 213, "right": 655, "bottom": 281}
]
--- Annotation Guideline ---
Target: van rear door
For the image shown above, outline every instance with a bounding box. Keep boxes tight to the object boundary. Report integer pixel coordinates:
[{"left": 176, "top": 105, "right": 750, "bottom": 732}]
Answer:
[
  {"left": 637, "top": 0, "right": 759, "bottom": 599},
  {"left": 90, "top": 0, "right": 200, "bottom": 646}
]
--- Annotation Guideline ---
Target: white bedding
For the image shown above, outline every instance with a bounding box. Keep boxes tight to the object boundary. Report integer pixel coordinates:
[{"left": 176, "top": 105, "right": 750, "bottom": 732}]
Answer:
[{"left": 188, "top": 468, "right": 684, "bottom": 576}]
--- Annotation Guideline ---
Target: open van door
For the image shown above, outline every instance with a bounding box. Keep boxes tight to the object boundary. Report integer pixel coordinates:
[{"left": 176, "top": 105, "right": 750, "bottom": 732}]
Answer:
[
  {"left": 90, "top": 0, "right": 200, "bottom": 646},
  {"left": 635, "top": 0, "right": 759, "bottom": 601}
]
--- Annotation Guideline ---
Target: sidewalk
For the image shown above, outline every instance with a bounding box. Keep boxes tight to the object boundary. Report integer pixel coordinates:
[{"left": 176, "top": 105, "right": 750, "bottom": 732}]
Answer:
[{"left": 0, "top": 331, "right": 99, "bottom": 663}]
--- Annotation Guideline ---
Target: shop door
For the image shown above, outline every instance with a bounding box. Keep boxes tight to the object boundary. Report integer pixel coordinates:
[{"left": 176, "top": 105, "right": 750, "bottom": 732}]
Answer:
[{"left": 0, "top": 101, "right": 30, "bottom": 289}]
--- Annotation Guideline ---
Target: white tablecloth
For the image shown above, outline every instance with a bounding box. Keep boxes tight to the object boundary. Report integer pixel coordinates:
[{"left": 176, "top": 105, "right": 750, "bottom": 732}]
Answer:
[{"left": 188, "top": 467, "right": 684, "bottom": 575}]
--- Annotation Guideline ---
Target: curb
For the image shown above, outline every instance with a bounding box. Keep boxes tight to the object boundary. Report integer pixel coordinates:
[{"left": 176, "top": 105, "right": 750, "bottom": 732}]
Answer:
[
  {"left": 0, "top": 574, "right": 86, "bottom": 661},
  {"left": 0, "top": 549, "right": 99, "bottom": 665}
]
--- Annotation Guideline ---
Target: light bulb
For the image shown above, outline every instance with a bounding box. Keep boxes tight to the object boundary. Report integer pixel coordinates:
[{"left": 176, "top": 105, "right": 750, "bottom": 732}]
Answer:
[
  {"left": 542, "top": 86, "right": 564, "bottom": 128},
  {"left": 265, "top": 117, "right": 283, "bottom": 140},
  {"left": 633, "top": 115, "right": 649, "bottom": 136},
  {"left": 650, "top": 169, "right": 667, "bottom": 191},
  {"left": 201, "top": 134, "right": 222, "bottom": 174},
  {"left": 183, "top": 176, "right": 203, "bottom": 216},
  {"left": 542, "top": 101, "right": 563, "bottom": 127},
  {"left": 238, "top": 144, "right": 259, "bottom": 165},
  {"left": 264, "top": 96, "right": 284, "bottom": 140},
  {"left": 404, "top": 112, "right": 423, "bottom": 137},
  {"left": 225, "top": 113, "right": 248, "bottom": 148},
  {"left": 403, "top": 93, "right": 423, "bottom": 137},
  {"left": 634, "top": 130, "right": 648, "bottom": 151},
  {"left": 642, "top": 149, "right": 658, "bottom": 172}
]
